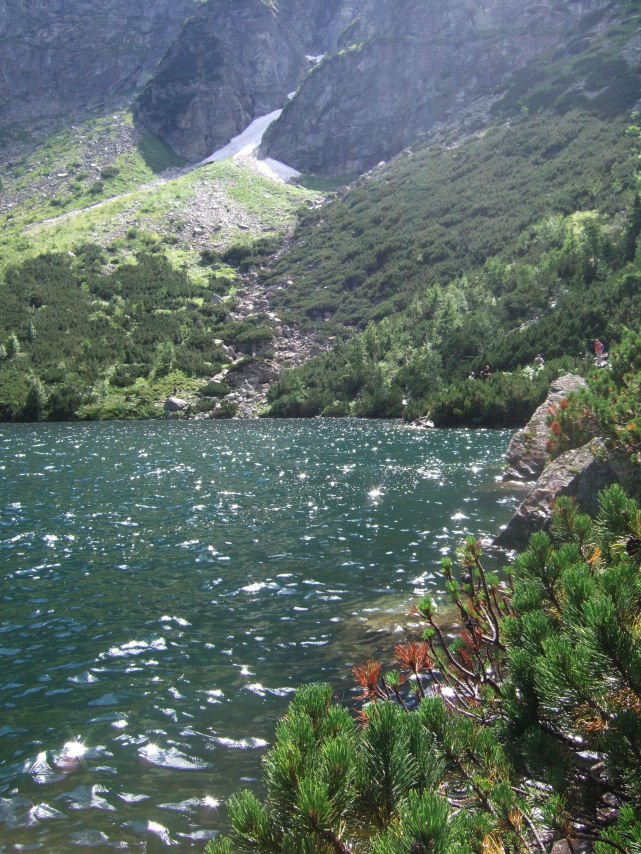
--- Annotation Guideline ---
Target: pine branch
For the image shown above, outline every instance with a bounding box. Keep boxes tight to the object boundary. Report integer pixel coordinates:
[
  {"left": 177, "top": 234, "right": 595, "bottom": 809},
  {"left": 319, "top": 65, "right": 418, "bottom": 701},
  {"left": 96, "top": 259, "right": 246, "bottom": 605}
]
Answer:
[{"left": 318, "top": 828, "right": 354, "bottom": 854}]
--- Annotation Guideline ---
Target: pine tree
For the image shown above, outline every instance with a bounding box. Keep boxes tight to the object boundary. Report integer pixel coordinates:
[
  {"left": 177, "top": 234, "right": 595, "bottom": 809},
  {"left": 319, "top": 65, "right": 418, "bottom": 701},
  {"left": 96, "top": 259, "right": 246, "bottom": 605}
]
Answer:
[
  {"left": 22, "top": 377, "right": 46, "bottom": 421},
  {"left": 6, "top": 332, "right": 20, "bottom": 359}
]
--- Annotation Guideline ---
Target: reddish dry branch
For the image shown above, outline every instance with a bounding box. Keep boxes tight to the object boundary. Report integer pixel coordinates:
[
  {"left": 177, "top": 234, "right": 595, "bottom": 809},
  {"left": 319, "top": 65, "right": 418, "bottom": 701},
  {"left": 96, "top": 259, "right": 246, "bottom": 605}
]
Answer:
[{"left": 352, "top": 660, "right": 386, "bottom": 702}]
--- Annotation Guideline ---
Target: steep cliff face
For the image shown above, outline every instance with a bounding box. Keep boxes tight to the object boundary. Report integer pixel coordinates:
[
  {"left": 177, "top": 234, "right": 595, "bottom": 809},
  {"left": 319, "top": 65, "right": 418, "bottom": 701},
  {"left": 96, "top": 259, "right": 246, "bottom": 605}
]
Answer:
[
  {"left": 261, "top": 0, "right": 618, "bottom": 175},
  {"left": 135, "top": 0, "right": 308, "bottom": 162},
  {"left": 0, "top": 0, "right": 194, "bottom": 126},
  {"left": 3, "top": 0, "right": 634, "bottom": 174}
]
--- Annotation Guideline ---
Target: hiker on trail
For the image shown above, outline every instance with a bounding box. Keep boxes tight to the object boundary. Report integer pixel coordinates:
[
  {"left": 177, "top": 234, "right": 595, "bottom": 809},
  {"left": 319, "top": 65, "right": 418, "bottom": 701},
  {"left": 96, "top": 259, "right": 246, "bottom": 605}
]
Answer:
[{"left": 594, "top": 339, "right": 608, "bottom": 367}]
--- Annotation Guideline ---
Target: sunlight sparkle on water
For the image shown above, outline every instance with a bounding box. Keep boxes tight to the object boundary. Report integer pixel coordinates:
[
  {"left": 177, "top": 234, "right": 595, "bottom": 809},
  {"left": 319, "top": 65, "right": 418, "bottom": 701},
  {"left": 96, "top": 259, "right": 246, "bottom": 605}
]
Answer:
[
  {"left": 0, "top": 419, "right": 516, "bottom": 849},
  {"left": 61, "top": 740, "right": 86, "bottom": 759}
]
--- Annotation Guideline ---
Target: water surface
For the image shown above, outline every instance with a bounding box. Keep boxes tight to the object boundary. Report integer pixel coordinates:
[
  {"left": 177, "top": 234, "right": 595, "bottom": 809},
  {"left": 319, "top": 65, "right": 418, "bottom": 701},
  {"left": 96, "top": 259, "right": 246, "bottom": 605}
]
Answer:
[{"left": 0, "top": 420, "right": 517, "bottom": 849}]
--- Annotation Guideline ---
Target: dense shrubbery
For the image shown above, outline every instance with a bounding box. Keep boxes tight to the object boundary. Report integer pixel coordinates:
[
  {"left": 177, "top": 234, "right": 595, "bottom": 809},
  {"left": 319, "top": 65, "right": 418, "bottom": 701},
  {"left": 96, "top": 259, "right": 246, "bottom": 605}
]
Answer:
[
  {"left": 208, "top": 488, "right": 641, "bottom": 853},
  {"left": 428, "top": 369, "right": 556, "bottom": 428},
  {"left": 266, "top": 136, "right": 641, "bottom": 422},
  {"left": 0, "top": 247, "right": 270, "bottom": 420},
  {"left": 266, "top": 111, "right": 638, "bottom": 335},
  {"left": 261, "top": 46, "right": 641, "bottom": 423}
]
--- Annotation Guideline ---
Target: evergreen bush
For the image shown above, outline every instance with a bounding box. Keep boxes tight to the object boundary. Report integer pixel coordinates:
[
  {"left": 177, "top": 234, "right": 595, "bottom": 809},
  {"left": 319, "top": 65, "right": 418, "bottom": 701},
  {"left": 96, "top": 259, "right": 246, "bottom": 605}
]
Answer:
[{"left": 208, "top": 489, "right": 641, "bottom": 853}]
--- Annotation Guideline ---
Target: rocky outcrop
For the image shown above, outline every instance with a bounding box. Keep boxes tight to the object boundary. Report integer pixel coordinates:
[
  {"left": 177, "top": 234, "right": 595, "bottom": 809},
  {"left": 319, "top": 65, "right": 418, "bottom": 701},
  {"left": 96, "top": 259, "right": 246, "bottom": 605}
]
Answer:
[
  {"left": 503, "top": 374, "right": 587, "bottom": 483},
  {"left": 135, "top": 0, "right": 308, "bottom": 162},
  {"left": 225, "top": 360, "right": 280, "bottom": 391},
  {"left": 495, "top": 373, "right": 640, "bottom": 549},
  {"left": 164, "top": 395, "right": 189, "bottom": 414},
  {"left": 495, "top": 439, "right": 638, "bottom": 548},
  {"left": 0, "top": 0, "right": 194, "bottom": 126}
]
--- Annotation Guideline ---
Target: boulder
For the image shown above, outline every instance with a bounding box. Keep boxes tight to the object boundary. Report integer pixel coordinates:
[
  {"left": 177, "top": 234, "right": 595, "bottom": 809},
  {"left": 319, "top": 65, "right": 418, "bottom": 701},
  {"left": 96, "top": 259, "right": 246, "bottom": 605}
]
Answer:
[
  {"left": 495, "top": 439, "right": 638, "bottom": 549},
  {"left": 225, "top": 361, "right": 280, "bottom": 389},
  {"left": 164, "top": 395, "right": 189, "bottom": 413},
  {"left": 412, "top": 417, "right": 435, "bottom": 429},
  {"left": 503, "top": 373, "right": 587, "bottom": 482}
]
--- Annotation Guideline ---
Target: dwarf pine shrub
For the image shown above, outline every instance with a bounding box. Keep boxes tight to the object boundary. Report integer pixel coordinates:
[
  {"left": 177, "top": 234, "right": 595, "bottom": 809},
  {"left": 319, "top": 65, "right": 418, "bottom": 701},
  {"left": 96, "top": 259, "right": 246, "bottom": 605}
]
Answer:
[{"left": 208, "top": 488, "right": 641, "bottom": 853}]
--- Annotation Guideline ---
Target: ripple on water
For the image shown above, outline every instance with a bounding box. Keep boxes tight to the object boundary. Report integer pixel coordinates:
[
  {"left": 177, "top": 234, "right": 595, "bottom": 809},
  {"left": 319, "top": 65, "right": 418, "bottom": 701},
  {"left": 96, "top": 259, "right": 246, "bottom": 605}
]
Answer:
[
  {"left": 138, "top": 744, "right": 209, "bottom": 771},
  {"left": 0, "top": 420, "right": 517, "bottom": 849},
  {"left": 213, "top": 736, "right": 269, "bottom": 750}
]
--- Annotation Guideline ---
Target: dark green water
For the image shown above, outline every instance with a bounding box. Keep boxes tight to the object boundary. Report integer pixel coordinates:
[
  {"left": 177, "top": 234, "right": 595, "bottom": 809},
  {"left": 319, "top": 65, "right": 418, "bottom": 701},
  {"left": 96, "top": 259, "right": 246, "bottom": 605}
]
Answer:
[{"left": 0, "top": 420, "right": 517, "bottom": 850}]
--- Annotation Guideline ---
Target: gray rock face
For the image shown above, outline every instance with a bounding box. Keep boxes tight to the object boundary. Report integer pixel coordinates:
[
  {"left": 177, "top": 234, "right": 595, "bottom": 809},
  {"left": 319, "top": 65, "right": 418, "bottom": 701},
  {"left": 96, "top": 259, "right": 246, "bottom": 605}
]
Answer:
[
  {"left": 262, "top": 0, "right": 615, "bottom": 174},
  {"left": 495, "top": 368, "right": 641, "bottom": 549},
  {"left": 164, "top": 396, "right": 189, "bottom": 413},
  {"left": 3, "top": 0, "right": 626, "bottom": 175},
  {"left": 225, "top": 360, "right": 280, "bottom": 390},
  {"left": 0, "top": 0, "right": 194, "bottom": 125},
  {"left": 495, "top": 439, "right": 629, "bottom": 549},
  {"left": 135, "top": 0, "right": 344, "bottom": 162},
  {"left": 136, "top": 0, "right": 306, "bottom": 162},
  {"left": 503, "top": 374, "right": 588, "bottom": 483}
]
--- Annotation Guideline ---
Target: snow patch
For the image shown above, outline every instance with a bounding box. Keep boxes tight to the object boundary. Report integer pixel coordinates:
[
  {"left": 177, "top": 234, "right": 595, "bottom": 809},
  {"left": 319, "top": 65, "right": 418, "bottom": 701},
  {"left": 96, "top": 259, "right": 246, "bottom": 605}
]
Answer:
[
  {"left": 201, "top": 109, "right": 301, "bottom": 183},
  {"left": 203, "top": 110, "right": 283, "bottom": 164},
  {"left": 255, "top": 158, "right": 301, "bottom": 182}
]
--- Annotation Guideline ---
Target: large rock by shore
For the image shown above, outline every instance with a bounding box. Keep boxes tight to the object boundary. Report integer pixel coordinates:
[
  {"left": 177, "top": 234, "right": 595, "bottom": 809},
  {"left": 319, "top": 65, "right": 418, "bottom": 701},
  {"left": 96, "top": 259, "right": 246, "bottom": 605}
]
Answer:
[
  {"left": 502, "top": 373, "right": 587, "bottom": 483},
  {"left": 496, "top": 439, "right": 637, "bottom": 548},
  {"left": 495, "top": 374, "right": 639, "bottom": 550}
]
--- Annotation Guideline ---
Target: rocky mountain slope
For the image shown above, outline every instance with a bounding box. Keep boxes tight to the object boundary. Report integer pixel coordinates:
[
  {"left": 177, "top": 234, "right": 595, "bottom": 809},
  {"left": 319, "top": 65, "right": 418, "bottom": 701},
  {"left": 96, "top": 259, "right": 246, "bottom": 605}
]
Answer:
[
  {"left": 133, "top": 0, "right": 635, "bottom": 174},
  {"left": 135, "top": 0, "right": 346, "bottom": 162},
  {"left": 262, "top": 0, "right": 620, "bottom": 174},
  {"left": 0, "top": 0, "right": 195, "bottom": 128},
  {"left": 3, "top": 0, "right": 637, "bottom": 177}
]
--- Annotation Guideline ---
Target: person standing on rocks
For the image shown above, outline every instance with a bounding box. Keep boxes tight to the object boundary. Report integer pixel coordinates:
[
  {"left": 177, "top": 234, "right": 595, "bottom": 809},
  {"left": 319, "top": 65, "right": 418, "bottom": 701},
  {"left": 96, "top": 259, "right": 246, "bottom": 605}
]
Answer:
[{"left": 594, "top": 339, "right": 608, "bottom": 367}]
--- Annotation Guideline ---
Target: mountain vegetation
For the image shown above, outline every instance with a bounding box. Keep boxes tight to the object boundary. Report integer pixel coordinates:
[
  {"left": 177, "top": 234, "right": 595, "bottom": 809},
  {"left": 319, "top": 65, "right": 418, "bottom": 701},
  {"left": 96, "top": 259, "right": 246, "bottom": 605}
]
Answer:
[
  {"left": 206, "top": 480, "right": 641, "bottom": 852},
  {"left": 0, "top": 1, "right": 640, "bottom": 428},
  {"left": 0, "top": 112, "right": 318, "bottom": 420},
  {"left": 264, "top": 107, "right": 641, "bottom": 422}
]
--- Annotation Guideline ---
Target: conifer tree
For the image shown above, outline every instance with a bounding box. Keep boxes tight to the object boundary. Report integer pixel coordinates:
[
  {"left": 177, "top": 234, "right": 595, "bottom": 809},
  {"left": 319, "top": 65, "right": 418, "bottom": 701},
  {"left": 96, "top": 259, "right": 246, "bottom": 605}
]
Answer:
[{"left": 22, "top": 377, "right": 46, "bottom": 421}]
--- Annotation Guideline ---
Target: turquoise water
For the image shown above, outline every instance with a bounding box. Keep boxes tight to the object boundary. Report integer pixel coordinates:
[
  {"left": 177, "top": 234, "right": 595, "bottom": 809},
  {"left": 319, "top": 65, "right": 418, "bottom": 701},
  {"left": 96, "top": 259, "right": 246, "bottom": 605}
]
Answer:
[{"left": 0, "top": 420, "right": 516, "bottom": 850}]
